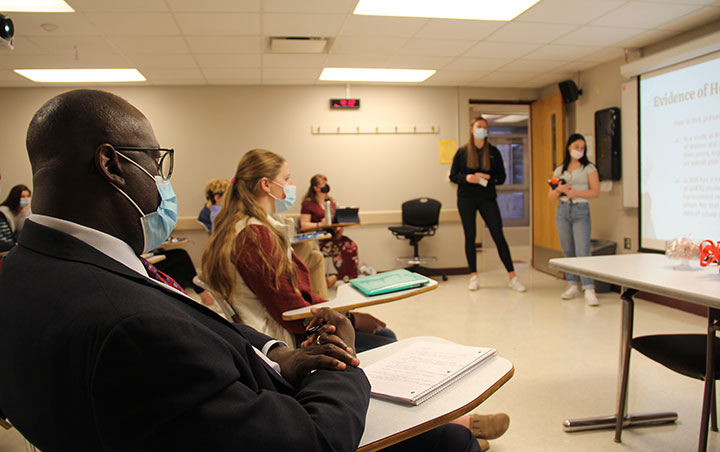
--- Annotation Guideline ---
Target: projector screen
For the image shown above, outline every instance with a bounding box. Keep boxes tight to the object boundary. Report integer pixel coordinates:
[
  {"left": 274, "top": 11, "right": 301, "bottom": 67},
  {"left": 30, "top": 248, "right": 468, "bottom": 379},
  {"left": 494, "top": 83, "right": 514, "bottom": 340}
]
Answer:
[{"left": 639, "top": 50, "right": 720, "bottom": 252}]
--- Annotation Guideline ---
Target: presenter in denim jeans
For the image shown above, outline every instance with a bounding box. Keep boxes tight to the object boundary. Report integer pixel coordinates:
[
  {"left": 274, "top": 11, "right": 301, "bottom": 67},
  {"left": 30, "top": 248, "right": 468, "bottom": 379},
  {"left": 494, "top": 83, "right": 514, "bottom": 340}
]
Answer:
[{"left": 548, "top": 133, "right": 600, "bottom": 306}]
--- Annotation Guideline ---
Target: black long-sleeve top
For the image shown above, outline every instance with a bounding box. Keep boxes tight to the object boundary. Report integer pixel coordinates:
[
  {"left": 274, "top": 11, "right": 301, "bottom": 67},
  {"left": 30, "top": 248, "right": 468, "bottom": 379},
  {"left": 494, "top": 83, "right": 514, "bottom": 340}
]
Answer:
[{"left": 449, "top": 144, "right": 507, "bottom": 199}]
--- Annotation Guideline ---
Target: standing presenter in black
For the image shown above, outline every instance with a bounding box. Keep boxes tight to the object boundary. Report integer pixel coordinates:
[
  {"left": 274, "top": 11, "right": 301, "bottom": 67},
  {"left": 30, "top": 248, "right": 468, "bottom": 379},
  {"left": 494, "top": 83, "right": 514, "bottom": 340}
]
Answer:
[{"left": 450, "top": 115, "right": 526, "bottom": 293}]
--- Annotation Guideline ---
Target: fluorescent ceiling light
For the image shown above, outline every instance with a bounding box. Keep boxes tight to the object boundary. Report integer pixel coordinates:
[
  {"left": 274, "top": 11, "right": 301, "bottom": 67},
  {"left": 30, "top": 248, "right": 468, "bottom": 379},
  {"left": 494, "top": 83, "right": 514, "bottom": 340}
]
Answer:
[
  {"left": 14, "top": 69, "right": 146, "bottom": 83},
  {"left": 320, "top": 68, "right": 435, "bottom": 82},
  {"left": 494, "top": 114, "right": 528, "bottom": 123},
  {"left": 353, "top": 0, "right": 540, "bottom": 21},
  {"left": 0, "top": 0, "right": 74, "bottom": 12}
]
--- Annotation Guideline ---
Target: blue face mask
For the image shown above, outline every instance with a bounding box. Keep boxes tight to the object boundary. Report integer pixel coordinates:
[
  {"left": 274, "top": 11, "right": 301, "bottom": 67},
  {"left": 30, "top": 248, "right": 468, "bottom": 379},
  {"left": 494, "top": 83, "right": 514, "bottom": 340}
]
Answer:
[
  {"left": 270, "top": 181, "right": 296, "bottom": 213},
  {"left": 113, "top": 153, "right": 179, "bottom": 253},
  {"left": 19, "top": 198, "right": 30, "bottom": 208},
  {"left": 473, "top": 127, "right": 488, "bottom": 140}
]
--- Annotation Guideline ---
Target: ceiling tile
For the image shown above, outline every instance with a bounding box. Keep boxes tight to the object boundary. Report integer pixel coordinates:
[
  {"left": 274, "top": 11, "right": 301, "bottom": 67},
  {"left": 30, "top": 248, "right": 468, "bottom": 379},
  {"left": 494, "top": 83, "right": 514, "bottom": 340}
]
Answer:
[
  {"left": 413, "top": 19, "right": 503, "bottom": 40},
  {"left": 485, "top": 22, "right": 578, "bottom": 43},
  {"left": 195, "top": 54, "right": 262, "bottom": 68},
  {"left": 175, "top": 13, "right": 260, "bottom": 36},
  {"left": 398, "top": 39, "right": 476, "bottom": 57},
  {"left": 130, "top": 54, "right": 199, "bottom": 69},
  {"left": 443, "top": 57, "right": 514, "bottom": 71},
  {"left": 108, "top": 36, "right": 191, "bottom": 54},
  {"left": 202, "top": 68, "right": 261, "bottom": 83},
  {"left": 556, "top": 60, "right": 601, "bottom": 72},
  {"left": 384, "top": 55, "right": 454, "bottom": 69},
  {"left": 579, "top": 47, "right": 624, "bottom": 62},
  {"left": 552, "top": 26, "right": 647, "bottom": 46},
  {"left": 478, "top": 71, "right": 535, "bottom": 82},
  {"left": 263, "top": 13, "right": 346, "bottom": 37},
  {"left": 523, "top": 71, "right": 575, "bottom": 86},
  {"left": 656, "top": 5, "right": 720, "bottom": 31},
  {"left": 615, "top": 29, "right": 675, "bottom": 48},
  {"left": 262, "top": 54, "right": 327, "bottom": 68},
  {"left": 515, "top": 0, "right": 626, "bottom": 24},
  {"left": 463, "top": 42, "right": 541, "bottom": 59},
  {"left": 167, "top": 0, "right": 260, "bottom": 12},
  {"left": 590, "top": 2, "right": 700, "bottom": 29},
  {"left": 9, "top": 12, "right": 101, "bottom": 36},
  {"left": 421, "top": 71, "right": 488, "bottom": 85},
  {"left": 0, "top": 69, "right": 32, "bottom": 81},
  {"left": 523, "top": 44, "right": 603, "bottom": 61},
  {"left": 26, "top": 36, "right": 118, "bottom": 56},
  {"left": 186, "top": 37, "right": 262, "bottom": 54},
  {"left": 84, "top": 13, "right": 181, "bottom": 35},
  {"left": 262, "top": 68, "right": 320, "bottom": 80},
  {"left": 264, "top": 0, "right": 356, "bottom": 14},
  {"left": 632, "top": 0, "right": 716, "bottom": 4},
  {"left": 330, "top": 36, "right": 407, "bottom": 55},
  {"left": 2, "top": 37, "right": 46, "bottom": 56},
  {"left": 323, "top": 54, "right": 391, "bottom": 67},
  {"left": 67, "top": 0, "right": 169, "bottom": 12},
  {"left": 340, "top": 16, "right": 427, "bottom": 38},
  {"left": 497, "top": 59, "right": 564, "bottom": 72},
  {"left": 0, "top": 54, "right": 76, "bottom": 69},
  {"left": 467, "top": 80, "right": 523, "bottom": 88},
  {"left": 142, "top": 67, "right": 206, "bottom": 83}
]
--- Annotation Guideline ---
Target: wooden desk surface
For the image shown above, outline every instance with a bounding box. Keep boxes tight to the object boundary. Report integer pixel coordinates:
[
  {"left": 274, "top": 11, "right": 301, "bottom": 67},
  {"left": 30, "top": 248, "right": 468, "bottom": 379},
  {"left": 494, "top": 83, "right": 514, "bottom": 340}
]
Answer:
[
  {"left": 549, "top": 253, "right": 720, "bottom": 308},
  {"left": 282, "top": 275, "right": 439, "bottom": 320},
  {"left": 357, "top": 336, "right": 514, "bottom": 452}
]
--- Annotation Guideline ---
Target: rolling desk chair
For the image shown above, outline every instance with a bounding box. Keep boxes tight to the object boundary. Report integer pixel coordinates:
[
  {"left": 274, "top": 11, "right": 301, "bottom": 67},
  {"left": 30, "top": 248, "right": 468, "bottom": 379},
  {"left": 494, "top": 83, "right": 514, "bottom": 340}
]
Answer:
[{"left": 388, "top": 198, "right": 447, "bottom": 281}]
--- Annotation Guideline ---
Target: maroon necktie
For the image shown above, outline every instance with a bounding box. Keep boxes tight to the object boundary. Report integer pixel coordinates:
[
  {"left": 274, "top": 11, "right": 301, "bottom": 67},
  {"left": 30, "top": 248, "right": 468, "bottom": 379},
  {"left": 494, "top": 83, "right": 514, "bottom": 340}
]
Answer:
[{"left": 140, "top": 257, "right": 188, "bottom": 295}]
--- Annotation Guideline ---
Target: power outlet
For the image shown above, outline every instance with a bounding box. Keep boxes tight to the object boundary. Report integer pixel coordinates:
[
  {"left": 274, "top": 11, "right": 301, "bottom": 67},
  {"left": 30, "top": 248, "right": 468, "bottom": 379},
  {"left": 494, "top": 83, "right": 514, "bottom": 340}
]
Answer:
[{"left": 624, "top": 238, "right": 632, "bottom": 250}]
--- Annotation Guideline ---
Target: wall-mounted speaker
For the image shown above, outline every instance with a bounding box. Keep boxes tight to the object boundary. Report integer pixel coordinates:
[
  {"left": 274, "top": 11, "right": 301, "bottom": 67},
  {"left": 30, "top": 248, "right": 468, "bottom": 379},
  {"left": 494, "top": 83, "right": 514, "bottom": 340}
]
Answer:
[
  {"left": 594, "top": 107, "right": 621, "bottom": 181},
  {"left": 558, "top": 80, "right": 582, "bottom": 103}
]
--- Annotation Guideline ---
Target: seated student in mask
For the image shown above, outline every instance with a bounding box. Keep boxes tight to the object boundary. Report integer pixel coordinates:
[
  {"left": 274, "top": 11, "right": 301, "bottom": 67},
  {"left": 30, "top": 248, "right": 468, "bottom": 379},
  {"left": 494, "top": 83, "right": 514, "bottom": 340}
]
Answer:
[{"left": 202, "top": 149, "right": 396, "bottom": 353}]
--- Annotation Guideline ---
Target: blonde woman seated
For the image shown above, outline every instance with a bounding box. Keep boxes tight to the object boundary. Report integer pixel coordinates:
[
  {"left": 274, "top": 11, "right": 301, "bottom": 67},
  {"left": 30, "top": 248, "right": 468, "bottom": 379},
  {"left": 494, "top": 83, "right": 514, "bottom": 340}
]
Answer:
[{"left": 201, "top": 149, "right": 395, "bottom": 352}]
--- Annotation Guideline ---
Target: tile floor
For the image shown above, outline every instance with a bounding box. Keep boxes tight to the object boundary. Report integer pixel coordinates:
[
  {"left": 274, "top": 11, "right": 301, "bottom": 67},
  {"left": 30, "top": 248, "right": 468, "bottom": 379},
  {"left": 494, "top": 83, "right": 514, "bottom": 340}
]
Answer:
[{"left": 1, "top": 246, "right": 717, "bottom": 451}]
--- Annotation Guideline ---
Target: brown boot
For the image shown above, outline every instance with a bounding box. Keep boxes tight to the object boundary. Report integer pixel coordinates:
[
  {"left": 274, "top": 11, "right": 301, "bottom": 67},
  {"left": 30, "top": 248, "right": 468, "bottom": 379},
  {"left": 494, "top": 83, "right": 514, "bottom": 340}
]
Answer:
[
  {"left": 477, "top": 438, "right": 490, "bottom": 451},
  {"left": 469, "top": 413, "right": 510, "bottom": 440}
]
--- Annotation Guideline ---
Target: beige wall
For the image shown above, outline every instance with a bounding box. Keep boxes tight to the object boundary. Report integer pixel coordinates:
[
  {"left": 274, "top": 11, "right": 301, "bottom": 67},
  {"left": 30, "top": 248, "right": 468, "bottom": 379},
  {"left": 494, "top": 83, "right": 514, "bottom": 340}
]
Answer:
[{"left": 0, "top": 84, "right": 537, "bottom": 270}]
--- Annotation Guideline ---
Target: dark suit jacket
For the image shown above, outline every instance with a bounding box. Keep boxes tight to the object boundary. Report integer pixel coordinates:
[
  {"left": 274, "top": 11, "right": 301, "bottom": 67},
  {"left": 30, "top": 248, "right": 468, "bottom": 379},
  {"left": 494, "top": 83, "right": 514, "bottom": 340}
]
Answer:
[{"left": 0, "top": 220, "right": 370, "bottom": 452}]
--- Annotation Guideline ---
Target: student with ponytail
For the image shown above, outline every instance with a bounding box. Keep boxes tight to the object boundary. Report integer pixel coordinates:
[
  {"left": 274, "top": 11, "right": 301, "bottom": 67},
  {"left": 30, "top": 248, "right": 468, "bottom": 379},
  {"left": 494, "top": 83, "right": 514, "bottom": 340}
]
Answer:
[
  {"left": 450, "top": 116, "right": 526, "bottom": 293},
  {"left": 202, "top": 149, "right": 394, "bottom": 352}
]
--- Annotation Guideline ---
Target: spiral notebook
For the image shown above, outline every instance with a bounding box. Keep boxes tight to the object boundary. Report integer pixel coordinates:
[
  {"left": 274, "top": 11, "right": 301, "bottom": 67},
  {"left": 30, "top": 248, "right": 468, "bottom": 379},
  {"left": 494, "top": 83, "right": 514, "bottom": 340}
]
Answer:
[
  {"left": 349, "top": 269, "right": 429, "bottom": 296},
  {"left": 362, "top": 341, "right": 497, "bottom": 406}
]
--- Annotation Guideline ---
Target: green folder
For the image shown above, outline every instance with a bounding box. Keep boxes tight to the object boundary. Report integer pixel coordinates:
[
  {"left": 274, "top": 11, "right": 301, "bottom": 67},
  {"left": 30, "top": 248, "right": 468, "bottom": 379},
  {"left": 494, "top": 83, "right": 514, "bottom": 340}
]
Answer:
[{"left": 349, "top": 269, "right": 430, "bottom": 296}]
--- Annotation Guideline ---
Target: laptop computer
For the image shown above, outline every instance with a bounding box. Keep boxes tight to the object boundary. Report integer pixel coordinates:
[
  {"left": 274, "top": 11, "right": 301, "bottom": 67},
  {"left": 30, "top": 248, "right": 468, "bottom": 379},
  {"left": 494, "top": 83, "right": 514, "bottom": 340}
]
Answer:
[
  {"left": 349, "top": 269, "right": 430, "bottom": 296},
  {"left": 333, "top": 206, "right": 360, "bottom": 224}
]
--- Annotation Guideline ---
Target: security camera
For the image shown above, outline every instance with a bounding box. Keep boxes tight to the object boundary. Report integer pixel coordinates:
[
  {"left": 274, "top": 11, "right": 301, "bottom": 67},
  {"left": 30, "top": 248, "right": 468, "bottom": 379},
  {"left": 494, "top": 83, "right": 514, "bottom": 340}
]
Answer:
[{"left": 0, "top": 13, "right": 14, "bottom": 50}]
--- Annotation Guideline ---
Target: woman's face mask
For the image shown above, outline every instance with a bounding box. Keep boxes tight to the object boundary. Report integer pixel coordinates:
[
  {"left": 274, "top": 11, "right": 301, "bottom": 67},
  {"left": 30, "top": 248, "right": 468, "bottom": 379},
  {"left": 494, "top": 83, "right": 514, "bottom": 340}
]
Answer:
[{"left": 270, "top": 181, "right": 296, "bottom": 212}]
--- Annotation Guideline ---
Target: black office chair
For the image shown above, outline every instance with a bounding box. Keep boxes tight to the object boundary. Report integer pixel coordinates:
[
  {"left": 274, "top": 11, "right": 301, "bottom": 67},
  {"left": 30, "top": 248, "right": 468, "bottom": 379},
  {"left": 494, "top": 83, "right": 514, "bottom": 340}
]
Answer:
[
  {"left": 615, "top": 306, "right": 720, "bottom": 452},
  {"left": 388, "top": 197, "right": 447, "bottom": 281}
]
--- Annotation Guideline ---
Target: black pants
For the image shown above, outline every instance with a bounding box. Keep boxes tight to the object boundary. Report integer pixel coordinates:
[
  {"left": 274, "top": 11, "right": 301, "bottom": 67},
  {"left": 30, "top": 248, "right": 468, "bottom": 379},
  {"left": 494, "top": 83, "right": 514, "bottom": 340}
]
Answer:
[
  {"left": 381, "top": 423, "right": 480, "bottom": 452},
  {"left": 457, "top": 196, "right": 514, "bottom": 274}
]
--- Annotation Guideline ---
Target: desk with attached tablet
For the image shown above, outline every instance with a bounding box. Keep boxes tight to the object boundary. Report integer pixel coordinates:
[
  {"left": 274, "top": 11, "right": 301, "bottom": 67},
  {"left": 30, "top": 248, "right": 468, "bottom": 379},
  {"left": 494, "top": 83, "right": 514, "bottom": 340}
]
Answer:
[
  {"left": 356, "top": 336, "right": 514, "bottom": 452},
  {"left": 282, "top": 272, "right": 438, "bottom": 321}
]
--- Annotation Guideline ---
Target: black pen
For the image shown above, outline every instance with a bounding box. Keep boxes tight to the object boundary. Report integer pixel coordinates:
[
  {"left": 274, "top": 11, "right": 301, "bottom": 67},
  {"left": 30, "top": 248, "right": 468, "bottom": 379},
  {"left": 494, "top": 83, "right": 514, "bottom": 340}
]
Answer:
[{"left": 305, "top": 321, "right": 327, "bottom": 336}]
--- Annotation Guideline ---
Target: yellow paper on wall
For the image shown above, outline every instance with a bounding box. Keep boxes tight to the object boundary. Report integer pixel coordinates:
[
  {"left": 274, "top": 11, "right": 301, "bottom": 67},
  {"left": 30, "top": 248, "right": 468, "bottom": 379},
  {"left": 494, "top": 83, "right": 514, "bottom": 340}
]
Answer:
[{"left": 439, "top": 140, "right": 457, "bottom": 164}]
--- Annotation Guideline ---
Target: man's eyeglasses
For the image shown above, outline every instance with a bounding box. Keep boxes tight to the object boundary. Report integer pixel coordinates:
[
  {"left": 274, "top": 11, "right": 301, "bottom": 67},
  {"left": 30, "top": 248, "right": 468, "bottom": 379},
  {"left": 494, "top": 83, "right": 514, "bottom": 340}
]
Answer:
[{"left": 114, "top": 146, "right": 174, "bottom": 181}]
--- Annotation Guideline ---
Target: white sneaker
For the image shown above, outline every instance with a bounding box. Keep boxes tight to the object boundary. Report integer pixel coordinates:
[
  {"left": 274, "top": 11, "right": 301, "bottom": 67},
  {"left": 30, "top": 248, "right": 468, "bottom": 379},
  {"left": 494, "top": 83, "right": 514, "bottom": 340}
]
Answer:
[
  {"left": 584, "top": 288, "right": 599, "bottom": 306},
  {"left": 468, "top": 275, "right": 479, "bottom": 291},
  {"left": 508, "top": 276, "right": 526, "bottom": 292},
  {"left": 561, "top": 285, "right": 581, "bottom": 300}
]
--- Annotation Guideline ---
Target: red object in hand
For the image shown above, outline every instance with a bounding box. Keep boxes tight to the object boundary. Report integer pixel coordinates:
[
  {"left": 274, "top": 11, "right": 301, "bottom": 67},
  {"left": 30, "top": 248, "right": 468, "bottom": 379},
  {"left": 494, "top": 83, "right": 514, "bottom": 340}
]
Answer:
[{"left": 700, "top": 240, "right": 720, "bottom": 268}]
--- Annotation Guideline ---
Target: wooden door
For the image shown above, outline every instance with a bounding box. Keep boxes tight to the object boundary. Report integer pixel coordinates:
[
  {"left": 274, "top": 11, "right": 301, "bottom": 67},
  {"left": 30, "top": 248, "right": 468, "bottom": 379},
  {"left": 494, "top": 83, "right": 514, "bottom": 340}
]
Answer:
[{"left": 531, "top": 92, "right": 565, "bottom": 274}]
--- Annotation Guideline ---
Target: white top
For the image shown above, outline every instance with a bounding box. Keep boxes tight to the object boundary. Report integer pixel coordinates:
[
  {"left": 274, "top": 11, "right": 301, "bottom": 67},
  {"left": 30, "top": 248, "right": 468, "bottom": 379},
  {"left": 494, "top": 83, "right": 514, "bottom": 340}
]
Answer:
[
  {"left": 553, "top": 163, "right": 597, "bottom": 204},
  {"left": 549, "top": 253, "right": 720, "bottom": 308},
  {"left": 230, "top": 214, "right": 297, "bottom": 347}
]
